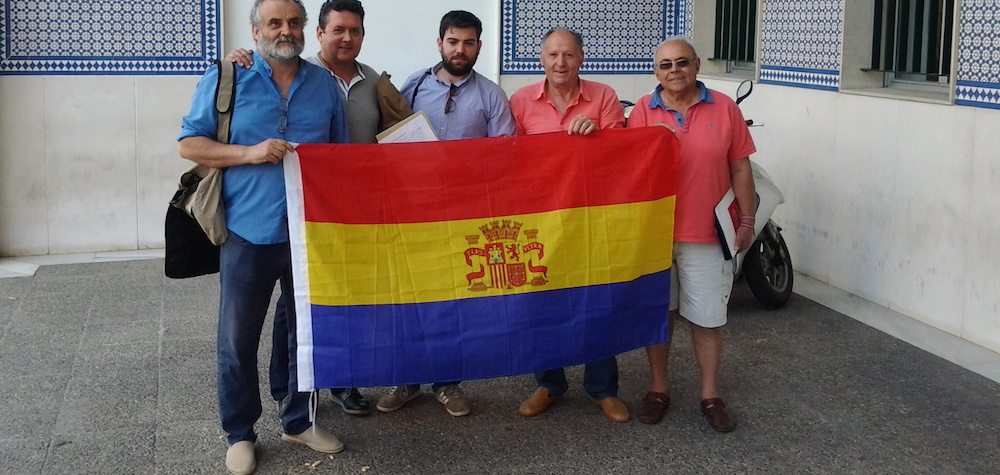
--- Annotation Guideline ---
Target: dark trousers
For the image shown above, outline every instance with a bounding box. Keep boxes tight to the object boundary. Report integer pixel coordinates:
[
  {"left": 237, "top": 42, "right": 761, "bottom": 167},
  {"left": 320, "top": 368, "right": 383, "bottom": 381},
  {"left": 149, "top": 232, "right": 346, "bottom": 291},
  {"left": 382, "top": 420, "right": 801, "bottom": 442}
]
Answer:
[
  {"left": 535, "top": 357, "right": 619, "bottom": 400},
  {"left": 217, "top": 232, "right": 311, "bottom": 444}
]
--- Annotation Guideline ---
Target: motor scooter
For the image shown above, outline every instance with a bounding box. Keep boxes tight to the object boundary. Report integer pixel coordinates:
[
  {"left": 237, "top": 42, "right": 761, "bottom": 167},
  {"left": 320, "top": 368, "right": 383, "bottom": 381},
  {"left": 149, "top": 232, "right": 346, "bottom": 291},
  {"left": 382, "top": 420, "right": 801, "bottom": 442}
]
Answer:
[
  {"left": 621, "top": 80, "right": 793, "bottom": 308},
  {"left": 732, "top": 80, "right": 793, "bottom": 308}
]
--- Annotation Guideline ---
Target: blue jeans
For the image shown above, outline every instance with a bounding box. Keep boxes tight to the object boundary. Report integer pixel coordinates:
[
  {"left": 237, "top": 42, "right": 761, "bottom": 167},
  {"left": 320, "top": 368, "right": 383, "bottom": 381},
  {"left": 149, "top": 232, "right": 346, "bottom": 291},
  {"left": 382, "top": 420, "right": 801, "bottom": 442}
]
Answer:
[
  {"left": 218, "top": 232, "right": 311, "bottom": 444},
  {"left": 535, "top": 357, "right": 619, "bottom": 400}
]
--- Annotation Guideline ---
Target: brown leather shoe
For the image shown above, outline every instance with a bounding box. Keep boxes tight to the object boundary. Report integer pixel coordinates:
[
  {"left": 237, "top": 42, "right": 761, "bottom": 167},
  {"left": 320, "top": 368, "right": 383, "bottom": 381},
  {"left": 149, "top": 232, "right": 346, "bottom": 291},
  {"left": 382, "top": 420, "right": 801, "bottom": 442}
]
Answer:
[
  {"left": 700, "top": 398, "right": 735, "bottom": 432},
  {"left": 636, "top": 391, "right": 670, "bottom": 424},
  {"left": 592, "top": 396, "right": 630, "bottom": 422},
  {"left": 518, "top": 387, "right": 560, "bottom": 416}
]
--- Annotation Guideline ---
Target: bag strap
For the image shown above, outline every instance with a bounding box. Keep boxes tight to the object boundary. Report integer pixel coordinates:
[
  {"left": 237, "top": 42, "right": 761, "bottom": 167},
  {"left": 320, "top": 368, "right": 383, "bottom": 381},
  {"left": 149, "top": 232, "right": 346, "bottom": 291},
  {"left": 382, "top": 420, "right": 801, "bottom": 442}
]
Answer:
[
  {"left": 213, "top": 59, "right": 237, "bottom": 144},
  {"left": 409, "top": 67, "right": 433, "bottom": 106}
]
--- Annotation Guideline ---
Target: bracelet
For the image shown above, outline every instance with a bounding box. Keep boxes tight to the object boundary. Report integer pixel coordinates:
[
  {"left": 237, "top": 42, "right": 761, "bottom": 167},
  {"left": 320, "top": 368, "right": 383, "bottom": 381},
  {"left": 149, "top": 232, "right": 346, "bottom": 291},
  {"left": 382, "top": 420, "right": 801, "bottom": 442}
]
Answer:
[
  {"left": 739, "top": 215, "right": 756, "bottom": 222},
  {"left": 739, "top": 222, "right": 754, "bottom": 230}
]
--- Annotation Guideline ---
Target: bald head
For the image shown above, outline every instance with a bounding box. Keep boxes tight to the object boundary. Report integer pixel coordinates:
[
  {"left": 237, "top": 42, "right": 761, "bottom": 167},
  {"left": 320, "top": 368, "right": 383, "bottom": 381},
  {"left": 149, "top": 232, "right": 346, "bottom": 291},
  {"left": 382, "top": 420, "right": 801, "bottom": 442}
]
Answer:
[{"left": 655, "top": 35, "right": 698, "bottom": 61}]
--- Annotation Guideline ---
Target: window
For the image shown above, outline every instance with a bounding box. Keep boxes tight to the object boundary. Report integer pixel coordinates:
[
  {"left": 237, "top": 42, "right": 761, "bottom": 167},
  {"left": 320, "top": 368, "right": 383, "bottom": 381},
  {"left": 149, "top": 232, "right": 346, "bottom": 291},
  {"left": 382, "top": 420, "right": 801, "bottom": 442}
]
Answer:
[
  {"left": 712, "top": 0, "right": 758, "bottom": 74},
  {"left": 865, "top": 0, "right": 955, "bottom": 90}
]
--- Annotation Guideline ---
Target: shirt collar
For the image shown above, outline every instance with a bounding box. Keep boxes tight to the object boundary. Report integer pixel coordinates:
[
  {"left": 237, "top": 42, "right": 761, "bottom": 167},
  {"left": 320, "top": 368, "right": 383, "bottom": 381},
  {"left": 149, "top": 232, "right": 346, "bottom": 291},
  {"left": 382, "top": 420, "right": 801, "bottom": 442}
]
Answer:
[
  {"left": 532, "top": 78, "right": 590, "bottom": 103},
  {"left": 647, "top": 81, "right": 712, "bottom": 110}
]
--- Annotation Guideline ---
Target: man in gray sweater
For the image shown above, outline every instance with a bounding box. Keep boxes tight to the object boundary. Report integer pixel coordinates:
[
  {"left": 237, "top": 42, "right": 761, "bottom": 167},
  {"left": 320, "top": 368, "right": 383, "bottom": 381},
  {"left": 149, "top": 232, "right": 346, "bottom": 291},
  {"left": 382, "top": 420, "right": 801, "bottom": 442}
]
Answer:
[{"left": 225, "top": 0, "right": 392, "bottom": 417}]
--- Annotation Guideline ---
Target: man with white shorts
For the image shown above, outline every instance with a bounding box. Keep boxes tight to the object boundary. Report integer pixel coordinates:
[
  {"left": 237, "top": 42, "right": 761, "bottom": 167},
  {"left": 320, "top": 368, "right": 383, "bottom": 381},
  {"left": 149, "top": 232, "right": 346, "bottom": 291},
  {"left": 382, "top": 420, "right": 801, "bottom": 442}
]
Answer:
[{"left": 627, "top": 36, "right": 757, "bottom": 432}]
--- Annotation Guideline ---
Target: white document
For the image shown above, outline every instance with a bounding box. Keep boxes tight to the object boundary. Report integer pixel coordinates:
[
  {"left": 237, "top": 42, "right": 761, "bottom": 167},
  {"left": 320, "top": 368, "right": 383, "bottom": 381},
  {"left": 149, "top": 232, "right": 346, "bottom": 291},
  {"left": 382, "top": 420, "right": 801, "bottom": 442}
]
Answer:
[
  {"left": 376, "top": 110, "right": 439, "bottom": 143},
  {"left": 714, "top": 188, "right": 739, "bottom": 260}
]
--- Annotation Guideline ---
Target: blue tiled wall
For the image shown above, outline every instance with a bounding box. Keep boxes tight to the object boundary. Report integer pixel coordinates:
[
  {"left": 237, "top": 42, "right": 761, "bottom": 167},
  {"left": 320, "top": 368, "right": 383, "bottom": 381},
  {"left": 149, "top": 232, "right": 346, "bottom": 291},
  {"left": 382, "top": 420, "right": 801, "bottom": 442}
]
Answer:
[
  {"left": 0, "top": 0, "right": 219, "bottom": 75},
  {"left": 956, "top": 0, "right": 1000, "bottom": 109},
  {"left": 501, "top": 0, "right": 689, "bottom": 74},
  {"left": 758, "top": 0, "right": 843, "bottom": 91}
]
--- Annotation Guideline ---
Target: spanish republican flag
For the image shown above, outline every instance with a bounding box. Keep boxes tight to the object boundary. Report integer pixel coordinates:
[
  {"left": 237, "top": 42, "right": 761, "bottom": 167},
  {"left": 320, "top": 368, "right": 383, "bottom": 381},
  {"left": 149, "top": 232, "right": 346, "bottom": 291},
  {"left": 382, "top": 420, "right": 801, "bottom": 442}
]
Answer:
[{"left": 284, "top": 127, "right": 678, "bottom": 391}]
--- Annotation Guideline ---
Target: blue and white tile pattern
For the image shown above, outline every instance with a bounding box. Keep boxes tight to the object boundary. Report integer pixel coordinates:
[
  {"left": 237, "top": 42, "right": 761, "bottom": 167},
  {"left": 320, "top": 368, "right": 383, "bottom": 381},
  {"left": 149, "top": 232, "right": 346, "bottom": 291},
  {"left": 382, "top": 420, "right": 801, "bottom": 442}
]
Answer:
[
  {"left": 0, "top": 0, "right": 219, "bottom": 75},
  {"left": 956, "top": 0, "right": 1000, "bottom": 109},
  {"left": 502, "top": 0, "right": 688, "bottom": 74},
  {"left": 758, "top": 0, "right": 843, "bottom": 91}
]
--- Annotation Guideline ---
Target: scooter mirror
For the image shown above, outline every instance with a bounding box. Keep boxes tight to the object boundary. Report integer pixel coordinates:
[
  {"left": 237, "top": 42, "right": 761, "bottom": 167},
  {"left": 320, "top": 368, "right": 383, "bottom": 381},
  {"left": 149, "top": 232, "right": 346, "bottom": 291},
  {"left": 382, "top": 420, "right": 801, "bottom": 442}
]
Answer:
[{"left": 735, "top": 80, "right": 753, "bottom": 105}]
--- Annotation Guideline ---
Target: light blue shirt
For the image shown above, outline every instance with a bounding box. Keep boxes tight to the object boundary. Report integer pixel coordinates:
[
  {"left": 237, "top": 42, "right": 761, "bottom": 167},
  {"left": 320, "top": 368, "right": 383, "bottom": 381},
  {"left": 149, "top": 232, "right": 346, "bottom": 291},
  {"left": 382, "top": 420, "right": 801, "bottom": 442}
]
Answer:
[
  {"left": 400, "top": 63, "right": 515, "bottom": 140},
  {"left": 179, "top": 52, "right": 349, "bottom": 244}
]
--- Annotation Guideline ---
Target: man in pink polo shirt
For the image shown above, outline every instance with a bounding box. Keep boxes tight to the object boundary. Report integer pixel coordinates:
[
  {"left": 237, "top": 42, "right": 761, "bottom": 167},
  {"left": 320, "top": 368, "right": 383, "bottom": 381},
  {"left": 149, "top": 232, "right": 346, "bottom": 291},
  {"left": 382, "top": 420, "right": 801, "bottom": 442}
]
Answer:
[
  {"left": 628, "top": 36, "right": 756, "bottom": 432},
  {"left": 509, "top": 29, "right": 630, "bottom": 423},
  {"left": 510, "top": 29, "right": 624, "bottom": 136}
]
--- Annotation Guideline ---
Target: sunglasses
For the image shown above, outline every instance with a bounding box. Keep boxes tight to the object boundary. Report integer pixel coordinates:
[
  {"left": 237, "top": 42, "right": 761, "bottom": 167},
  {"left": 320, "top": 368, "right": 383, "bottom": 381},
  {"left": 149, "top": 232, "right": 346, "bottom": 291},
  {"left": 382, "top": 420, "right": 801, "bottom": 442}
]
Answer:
[
  {"left": 657, "top": 58, "right": 694, "bottom": 70},
  {"left": 277, "top": 98, "right": 288, "bottom": 133},
  {"left": 444, "top": 84, "right": 459, "bottom": 114}
]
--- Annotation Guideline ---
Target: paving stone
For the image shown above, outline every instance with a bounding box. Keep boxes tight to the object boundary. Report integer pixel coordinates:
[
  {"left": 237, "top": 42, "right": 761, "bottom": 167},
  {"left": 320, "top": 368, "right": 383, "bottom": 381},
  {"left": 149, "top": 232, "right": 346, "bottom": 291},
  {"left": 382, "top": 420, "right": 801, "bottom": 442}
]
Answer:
[{"left": 0, "top": 437, "right": 48, "bottom": 474}]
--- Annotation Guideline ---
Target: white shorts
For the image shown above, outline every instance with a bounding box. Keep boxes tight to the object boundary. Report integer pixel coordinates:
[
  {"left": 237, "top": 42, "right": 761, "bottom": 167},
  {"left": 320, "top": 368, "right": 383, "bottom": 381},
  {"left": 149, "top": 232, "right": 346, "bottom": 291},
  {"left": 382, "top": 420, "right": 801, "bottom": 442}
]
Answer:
[{"left": 670, "top": 241, "right": 734, "bottom": 328}]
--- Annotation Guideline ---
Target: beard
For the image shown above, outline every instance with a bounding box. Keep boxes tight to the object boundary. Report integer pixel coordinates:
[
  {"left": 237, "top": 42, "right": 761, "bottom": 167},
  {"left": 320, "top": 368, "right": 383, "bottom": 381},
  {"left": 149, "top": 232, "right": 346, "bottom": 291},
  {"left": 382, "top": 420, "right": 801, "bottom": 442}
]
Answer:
[
  {"left": 258, "top": 34, "right": 304, "bottom": 62},
  {"left": 440, "top": 52, "right": 476, "bottom": 77}
]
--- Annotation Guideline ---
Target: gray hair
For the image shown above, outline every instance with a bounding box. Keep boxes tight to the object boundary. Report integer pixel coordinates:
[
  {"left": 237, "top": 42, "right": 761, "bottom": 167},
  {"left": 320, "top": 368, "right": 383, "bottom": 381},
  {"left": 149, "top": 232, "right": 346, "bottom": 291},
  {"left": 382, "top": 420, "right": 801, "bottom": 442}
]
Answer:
[
  {"left": 655, "top": 35, "right": 698, "bottom": 60},
  {"left": 250, "top": 0, "right": 308, "bottom": 29},
  {"left": 542, "top": 29, "right": 584, "bottom": 52}
]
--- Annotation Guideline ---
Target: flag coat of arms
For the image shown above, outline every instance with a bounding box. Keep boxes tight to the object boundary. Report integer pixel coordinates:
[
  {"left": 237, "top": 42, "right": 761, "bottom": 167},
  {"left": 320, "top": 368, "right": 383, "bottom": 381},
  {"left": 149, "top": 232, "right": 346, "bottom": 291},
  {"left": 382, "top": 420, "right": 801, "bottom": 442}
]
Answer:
[{"left": 284, "top": 127, "right": 679, "bottom": 391}]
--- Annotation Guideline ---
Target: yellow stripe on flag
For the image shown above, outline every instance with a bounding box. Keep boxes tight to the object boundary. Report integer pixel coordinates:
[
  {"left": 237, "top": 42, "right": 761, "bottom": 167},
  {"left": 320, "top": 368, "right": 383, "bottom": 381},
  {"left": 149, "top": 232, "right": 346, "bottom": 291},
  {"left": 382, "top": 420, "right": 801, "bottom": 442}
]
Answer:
[{"left": 304, "top": 197, "right": 675, "bottom": 306}]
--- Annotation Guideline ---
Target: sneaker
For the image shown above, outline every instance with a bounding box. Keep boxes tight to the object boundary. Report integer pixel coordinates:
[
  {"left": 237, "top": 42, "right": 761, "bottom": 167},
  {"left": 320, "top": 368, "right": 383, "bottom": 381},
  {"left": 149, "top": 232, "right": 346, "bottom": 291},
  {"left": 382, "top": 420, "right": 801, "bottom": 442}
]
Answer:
[
  {"left": 376, "top": 385, "right": 420, "bottom": 413},
  {"left": 435, "top": 385, "right": 471, "bottom": 417},
  {"left": 330, "top": 388, "right": 371, "bottom": 416},
  {"left": 225, "top": 441, "right": 255, "bottom": 475},
  {"left": 281, "top": 425, "right": 345, "bottom": 454}
]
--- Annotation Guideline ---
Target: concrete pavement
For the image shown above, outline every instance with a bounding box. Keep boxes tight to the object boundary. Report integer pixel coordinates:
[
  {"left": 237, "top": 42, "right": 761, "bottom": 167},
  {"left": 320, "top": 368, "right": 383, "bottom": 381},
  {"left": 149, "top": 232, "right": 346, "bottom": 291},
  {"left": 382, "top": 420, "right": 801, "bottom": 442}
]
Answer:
[{"left": 1, "top": 258, "right": 998, "bottom": 474}]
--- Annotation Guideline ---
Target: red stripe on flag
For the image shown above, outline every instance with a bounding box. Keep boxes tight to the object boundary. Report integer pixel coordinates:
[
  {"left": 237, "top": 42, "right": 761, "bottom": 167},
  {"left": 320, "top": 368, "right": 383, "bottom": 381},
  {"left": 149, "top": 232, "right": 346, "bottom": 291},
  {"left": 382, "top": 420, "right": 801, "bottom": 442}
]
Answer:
[{"left": 295, "top": 126, "right": 678, "bottom": 224}]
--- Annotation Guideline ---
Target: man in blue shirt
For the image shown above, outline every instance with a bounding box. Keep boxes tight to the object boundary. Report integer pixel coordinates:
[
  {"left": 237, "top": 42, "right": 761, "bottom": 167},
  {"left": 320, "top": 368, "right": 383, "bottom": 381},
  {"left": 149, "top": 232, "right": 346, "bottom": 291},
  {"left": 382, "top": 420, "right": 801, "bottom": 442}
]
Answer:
[
  {"left": 224, "top": 0, "right": 396, "bottom": 418},
  {"left": 178, "top": 0, "right": 349, "bottom": 473},
  {"left": 376, "top": 10, "right": 516, "bottom": 419}
]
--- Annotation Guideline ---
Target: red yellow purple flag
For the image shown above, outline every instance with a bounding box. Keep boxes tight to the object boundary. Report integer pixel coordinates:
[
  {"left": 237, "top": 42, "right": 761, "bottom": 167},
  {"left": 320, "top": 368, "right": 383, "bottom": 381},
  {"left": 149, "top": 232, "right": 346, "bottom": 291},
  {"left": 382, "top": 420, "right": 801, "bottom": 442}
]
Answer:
[{"left": 284, "top": 127, "right": 678, "bottom": 391}]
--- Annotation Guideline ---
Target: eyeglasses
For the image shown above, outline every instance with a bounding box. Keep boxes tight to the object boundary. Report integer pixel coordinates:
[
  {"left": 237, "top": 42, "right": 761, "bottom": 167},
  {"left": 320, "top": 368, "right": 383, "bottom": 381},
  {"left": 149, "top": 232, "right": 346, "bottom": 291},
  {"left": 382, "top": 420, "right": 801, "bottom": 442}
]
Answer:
[
  {"left": 657, "top": 58, "right": 694, "bottom": 71},
  {"left": 444, "top": 84, "right": 459, "bottom": 114},
  {"left": 277, "top": 98, "right": 288, "bottom": 133}
]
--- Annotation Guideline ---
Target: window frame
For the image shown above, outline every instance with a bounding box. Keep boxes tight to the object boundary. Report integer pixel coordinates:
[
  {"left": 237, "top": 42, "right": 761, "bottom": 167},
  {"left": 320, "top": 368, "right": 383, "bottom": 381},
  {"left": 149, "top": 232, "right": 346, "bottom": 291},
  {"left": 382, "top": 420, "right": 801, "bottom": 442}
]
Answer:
[
  {"left": 841, "top": 0, "right": 961, "bottom": 103},
  {"left": 693, "top": 0, "right": 761, "bottom": 80}
]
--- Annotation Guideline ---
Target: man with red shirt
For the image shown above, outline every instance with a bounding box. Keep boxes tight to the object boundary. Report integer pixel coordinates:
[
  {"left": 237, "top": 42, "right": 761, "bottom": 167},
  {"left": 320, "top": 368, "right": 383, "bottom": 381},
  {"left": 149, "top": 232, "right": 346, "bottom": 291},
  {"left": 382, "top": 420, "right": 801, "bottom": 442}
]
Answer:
[
  {"left": 628, "top": 36, "right": 756, "bottom": 432},
  {"left": 509, "top": 29, "right": 630, "bottom": 423}
]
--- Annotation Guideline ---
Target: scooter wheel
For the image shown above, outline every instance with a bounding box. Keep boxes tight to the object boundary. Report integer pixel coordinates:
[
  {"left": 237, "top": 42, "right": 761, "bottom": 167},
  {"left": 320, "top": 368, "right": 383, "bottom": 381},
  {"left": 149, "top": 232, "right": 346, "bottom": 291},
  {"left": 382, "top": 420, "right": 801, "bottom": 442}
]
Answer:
[{"left": 744, "top": 228, "right": 793, "bottom": 308}]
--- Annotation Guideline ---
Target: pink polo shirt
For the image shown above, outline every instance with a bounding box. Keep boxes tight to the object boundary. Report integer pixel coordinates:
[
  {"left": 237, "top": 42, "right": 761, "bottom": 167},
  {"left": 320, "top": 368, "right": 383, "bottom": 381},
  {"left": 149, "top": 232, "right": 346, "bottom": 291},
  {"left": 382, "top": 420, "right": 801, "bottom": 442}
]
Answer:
[
  {"left": 509, "top": 79, "right": 625, "bottom": 135},
  {"left": 628, "top": 83, "right": 756, "bottom": 243}
]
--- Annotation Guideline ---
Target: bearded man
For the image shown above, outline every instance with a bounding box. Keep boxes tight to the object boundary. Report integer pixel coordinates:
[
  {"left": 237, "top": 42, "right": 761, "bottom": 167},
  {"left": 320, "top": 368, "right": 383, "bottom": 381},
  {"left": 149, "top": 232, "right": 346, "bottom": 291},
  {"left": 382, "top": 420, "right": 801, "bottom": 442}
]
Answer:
[
  {"left": 376, "top": 10, "right": 515, "bottom": 418},
  {"left": 178, "top": 0, "right": 349, "bottom": 472}
]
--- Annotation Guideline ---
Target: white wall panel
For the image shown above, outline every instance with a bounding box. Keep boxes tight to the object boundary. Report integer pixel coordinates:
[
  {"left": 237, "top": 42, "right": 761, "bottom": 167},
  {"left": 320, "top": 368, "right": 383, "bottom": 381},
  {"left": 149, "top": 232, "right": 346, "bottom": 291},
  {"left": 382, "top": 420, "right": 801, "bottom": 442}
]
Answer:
[
  {"left": 136, "top": 76, "right": 202, "bottom": 249},
  {"left": 0, "top": 77, "right": 48, "bottom": 256},
  {"left": 43, "top": 76, "right": 138, "bottom": 254},
  {"left": 963, "top": 107, "right": 1000, "bottom": 350},
  {"left": 887, "top": 101, "right": 974, "bottom": 336}
]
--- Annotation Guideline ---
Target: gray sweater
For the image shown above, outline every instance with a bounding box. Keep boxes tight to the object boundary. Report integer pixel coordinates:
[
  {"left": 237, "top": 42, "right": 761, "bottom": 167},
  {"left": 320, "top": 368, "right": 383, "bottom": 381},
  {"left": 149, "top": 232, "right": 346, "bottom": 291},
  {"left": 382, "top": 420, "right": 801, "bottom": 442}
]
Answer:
[{"left": 306, "top": 56, "right": 381, "bottom": 144}]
